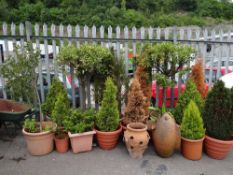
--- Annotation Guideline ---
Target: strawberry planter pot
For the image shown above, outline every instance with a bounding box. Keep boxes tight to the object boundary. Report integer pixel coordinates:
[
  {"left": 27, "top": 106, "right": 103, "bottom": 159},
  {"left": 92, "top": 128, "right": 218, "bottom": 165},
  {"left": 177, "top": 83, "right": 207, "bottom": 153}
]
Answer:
[
  {"left": 204, "top": 135, "right": 233, "bottom": 160},
  {"left": 68, "top": 131, "right": 96, "bottom": 153},
  {"left": 124, "top": 122, "right": 150, "bottom": 159}
]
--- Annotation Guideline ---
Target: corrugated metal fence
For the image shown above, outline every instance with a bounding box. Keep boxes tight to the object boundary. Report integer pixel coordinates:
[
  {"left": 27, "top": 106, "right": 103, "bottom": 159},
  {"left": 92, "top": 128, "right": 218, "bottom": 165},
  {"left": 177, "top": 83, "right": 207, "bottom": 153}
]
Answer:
[{"left": 0, "top": 22, "right": 233, "bottom": 108}]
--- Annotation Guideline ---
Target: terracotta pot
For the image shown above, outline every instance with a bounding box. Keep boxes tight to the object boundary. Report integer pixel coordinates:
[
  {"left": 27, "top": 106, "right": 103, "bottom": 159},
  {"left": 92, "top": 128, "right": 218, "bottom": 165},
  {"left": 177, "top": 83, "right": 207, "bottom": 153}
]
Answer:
[
  {"left": 22, "top": 121, "right": 56, "bottom": 156},
  {"left": 54, "top": 134, "right": 69, "bottom": 153},
  {"left": 68, "top": 131, "right": 96, "bottom": 153},
  {"left": 121, "top": 122, "right": 127, "bottom": 132},
  {"left": 95, "top": 125, "right": 122, "bottom": 150},
  {"left": 124, "top": 123, "right": 150, "bottom": 159},
  {"left": 204, "top": 135, "right": 233, "bottom": 160},
  {"left": 181, "top": 137, "right": 204, "bottom": 160}
]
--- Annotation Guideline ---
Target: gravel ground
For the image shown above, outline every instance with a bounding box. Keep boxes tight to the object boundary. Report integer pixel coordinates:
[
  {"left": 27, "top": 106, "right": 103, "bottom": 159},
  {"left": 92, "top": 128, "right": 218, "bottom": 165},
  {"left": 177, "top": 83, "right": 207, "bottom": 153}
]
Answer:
[{"left": 0, "top": 127, "right": 232, "bottom": 175}]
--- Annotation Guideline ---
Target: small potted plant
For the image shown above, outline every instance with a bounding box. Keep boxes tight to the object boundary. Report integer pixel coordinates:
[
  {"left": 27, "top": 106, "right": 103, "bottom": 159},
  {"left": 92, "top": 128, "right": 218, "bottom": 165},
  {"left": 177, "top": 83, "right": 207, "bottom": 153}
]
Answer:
[
  {"left": 173, "top": 78, "right": 204, "bottom": 125},
  {"left": 203, "top": 80, "right": 233, "bottom": 159},
  {"left": 123, "top": 78, "right": 150, "bottom": 158},
  {"left": 64, "top": 108, "right": 96, "bottom": 153},
  {"left": 51, "top": 92, "right": 70, "bottom": 153},
  {"left": 42, "top": 78, "right": 70, "bottom": 153},
  {"left": 180, "top": 100, "right": 205, "bottom": 160},
  {"left": 1, "top": 42, "right": 56, "bottom": 156},
  {"left": 23, "top": 117, "right": 55, "bottom": 155},
  {"left": 95, "top": 77, "right": 122, "bottom": 150}
]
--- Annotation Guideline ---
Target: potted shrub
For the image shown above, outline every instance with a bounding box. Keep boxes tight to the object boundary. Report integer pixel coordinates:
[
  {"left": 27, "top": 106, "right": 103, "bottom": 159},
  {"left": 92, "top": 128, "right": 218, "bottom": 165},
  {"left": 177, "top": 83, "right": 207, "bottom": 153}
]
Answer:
[
  {"left": 173, "top": 78, "right": 204, "bottom": 124},
  {"left": 64, "top": 108, "right": 96, "bottom": 153},
  {"left": 203, "top": 80, "right": 233, "bottom": 159},
  {"left": 123, "top": 78, "right": 150, "bottom": 158},
  {"left": 0, "top": 42, "right": 56, "bottom": 156},
  {"left": 23, "top": 117, "right": 56, "bottom": 155},
  {"left": 180, "top": 100, "right": 205, "bottom": 160},
  {"left": 95, "top": 77, "right": 122, "bottom": 150},
  {"left": 41, "top": 78, "right": 70, "bottom": 153},
  {"left": 51, "top": 92, "right": 70, "bottom": 153}
]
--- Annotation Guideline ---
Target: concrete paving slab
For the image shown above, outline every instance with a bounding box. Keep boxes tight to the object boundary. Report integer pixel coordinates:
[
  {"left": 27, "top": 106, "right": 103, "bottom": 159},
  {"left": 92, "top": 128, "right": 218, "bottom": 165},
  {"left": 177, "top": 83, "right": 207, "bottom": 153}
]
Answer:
[{"left": 0, "top": 128, "right": 232, "bottom": 175}]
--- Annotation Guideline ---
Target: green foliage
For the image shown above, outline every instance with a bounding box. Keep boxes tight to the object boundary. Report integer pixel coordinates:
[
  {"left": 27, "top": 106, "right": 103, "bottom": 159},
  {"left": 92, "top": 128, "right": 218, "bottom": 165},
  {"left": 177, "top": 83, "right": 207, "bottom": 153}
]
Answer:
[
  {"left": 203, "top": 80, "right": 233, "bottom": 140},
  {"left": 57, "top": 45, "right": 78, "bottom": 66},
  {"left": 161, "top": 103, "right": 166, "bottom": 115},
  {"left": 0, "top": 42, "right": 39, "bottom": 105},
  {"left": 3, "top": 0, "right": 233, "bottom": 27},
  {"left": 51, "top": 92, "right": 69, "bottom": 128},
  {"left": 96, "top": 77, "right": 120, "bottom": 132},
  {"left": 181, "top": 100, "right": 205, "bottom": 140},
  {"left": 75, "top": 44, "right": 113, "bottom": 77},
  {"left": 63, "top": 108, "right": 95, "bottom": 134},
  {"left": 141, "top": 42, "right": 194, "bottom": 87},
  {"left": 24, "top": 118, "right": 38, "bottom": 133},
  {"left": 41, "top": 78, "right": 69, "bottom": 117},
  {"left": 110, "top": 56, "right": 130, "bottom": 113},
  {"left": 148, "top": 106, "right": 161, "bottom": 122},
  {"left": 173, "top": 78, "right": 204, "bottom": 124}
]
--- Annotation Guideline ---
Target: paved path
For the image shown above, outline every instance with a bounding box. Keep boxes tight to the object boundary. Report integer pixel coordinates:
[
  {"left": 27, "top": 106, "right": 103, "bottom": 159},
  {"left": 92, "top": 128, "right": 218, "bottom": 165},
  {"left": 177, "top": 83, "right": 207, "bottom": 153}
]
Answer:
[{"left": 0, "top": 129, "right": 232, "bottom": 175}]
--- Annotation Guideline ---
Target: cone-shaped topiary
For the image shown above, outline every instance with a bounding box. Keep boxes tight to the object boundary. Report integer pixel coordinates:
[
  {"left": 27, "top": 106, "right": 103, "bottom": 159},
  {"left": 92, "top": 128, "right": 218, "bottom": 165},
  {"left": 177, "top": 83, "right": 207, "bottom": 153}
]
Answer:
[
  {"left": 203, "top": 80, "right": 233, "bottom": 140},
  {"left": 41, "top": 78, "right": 68, "bottom": 117},
  {"left": 181, "top": 100, "right": 205, "bottom": 140},
  {"left": 51, "top": 92, "right": 69, "bottom": 129},
  {"left": 123, "top": 78, "right": 147, "bottom": 125},
  {"left": 135, "top": 65, "right": 151, "bottom": 116},
  {"left": 173, "top": 78, "right": 204, "bottom": 124},
  {"left": 96, "top": 77, "right": 119, "bottom": 132},
  {"left": 191, "top": 58, "right": 207, "bottom": 98}
]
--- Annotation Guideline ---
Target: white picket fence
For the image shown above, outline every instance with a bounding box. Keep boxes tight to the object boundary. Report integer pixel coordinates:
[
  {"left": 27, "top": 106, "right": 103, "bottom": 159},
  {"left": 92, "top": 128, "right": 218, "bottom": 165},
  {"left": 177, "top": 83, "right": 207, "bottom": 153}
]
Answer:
[{"left": 0, "top": 22, "right": 233, "bottom": 108}]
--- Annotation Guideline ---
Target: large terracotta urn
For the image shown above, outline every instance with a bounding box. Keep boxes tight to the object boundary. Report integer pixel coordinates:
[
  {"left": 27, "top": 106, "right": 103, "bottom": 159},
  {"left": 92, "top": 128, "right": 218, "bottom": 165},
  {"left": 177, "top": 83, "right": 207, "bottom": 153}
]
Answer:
[
  {"left": 124, "top": 122, "right": 150, "bottom": 159},
  {"left": 152, "top": 113, "right": 180, "bottom": 157}
]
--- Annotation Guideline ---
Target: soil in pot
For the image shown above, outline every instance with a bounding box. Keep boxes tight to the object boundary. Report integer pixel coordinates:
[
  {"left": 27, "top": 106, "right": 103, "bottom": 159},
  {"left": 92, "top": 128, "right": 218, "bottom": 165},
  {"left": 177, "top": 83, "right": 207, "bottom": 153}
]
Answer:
[
  {"left": 182, "top": 137, "right": 204, "bottom": 160},
  {"left": 95, "top": 125, "right": 122, "bottom": 150},
  {"left": 54, "top": 133, "right": 69, "bottom": 153},
  {"left": 204, "top": 135, "right": 233, "bottom": 160},
  {"left": 124, "top": 122, "right": 150, "bottom": 159}
]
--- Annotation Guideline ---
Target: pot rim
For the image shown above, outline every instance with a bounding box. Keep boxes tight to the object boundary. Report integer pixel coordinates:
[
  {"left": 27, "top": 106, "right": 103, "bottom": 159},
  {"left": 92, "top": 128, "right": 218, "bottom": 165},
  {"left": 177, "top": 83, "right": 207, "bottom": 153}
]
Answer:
[
  {"left": 22, "top": 128, "right": 52, "bottom": 136},
  {"left": 127, "top": 122, "right": 147, "bottom": 132},
  {"left": 94, "top": 125, "right": 122, "bottom": 135},
  {"left": 68, "top": 130, "right": 96, "bottom": 138},
  {"left": 181, "top": 136, "right": 205, "bottom": 143},
  {"left": 205, "top": 134, "right": 233, "bottom": 144}
]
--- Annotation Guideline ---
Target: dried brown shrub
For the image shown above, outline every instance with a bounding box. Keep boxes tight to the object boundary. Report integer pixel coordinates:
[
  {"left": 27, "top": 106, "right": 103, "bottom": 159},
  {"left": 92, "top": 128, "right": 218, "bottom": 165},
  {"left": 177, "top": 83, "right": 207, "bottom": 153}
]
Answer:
[
  {"left": 123, "top": 78, "right": 147, "bottom": 125},
  {"left": 191, "top": 58, "right": 207, "bottom": 98},
  {"left": 135, "top": 65, "right": 151, "bottom": 116}
]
